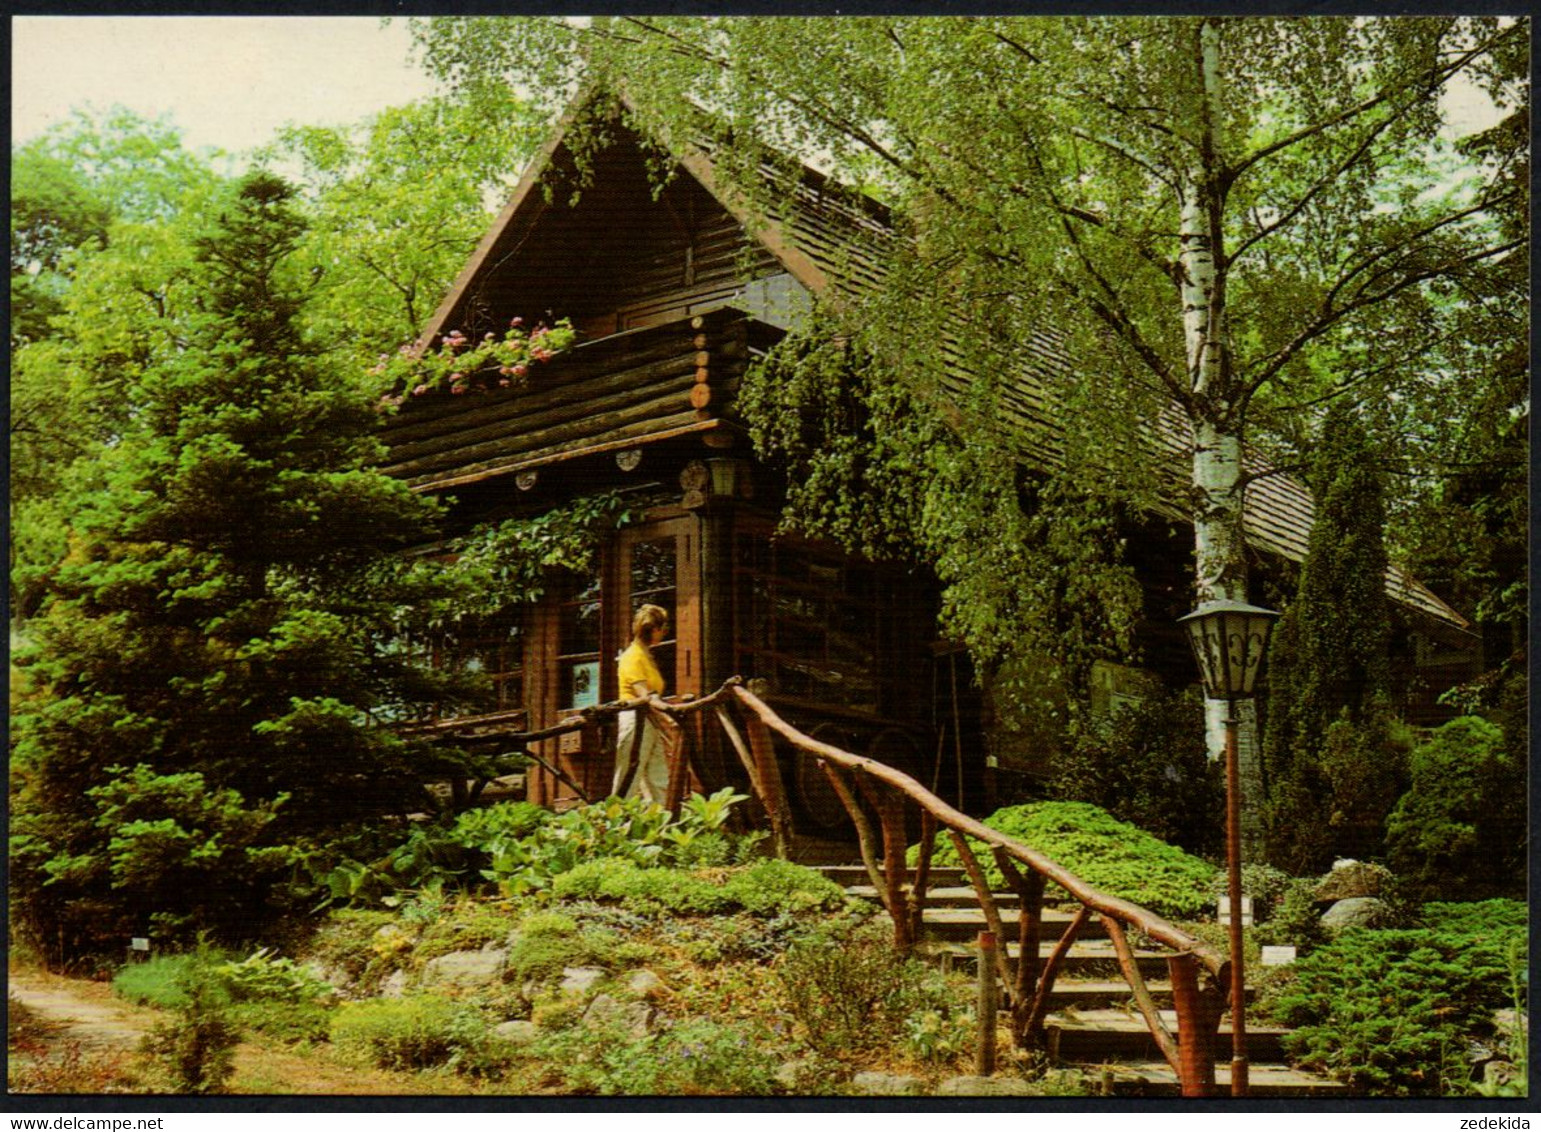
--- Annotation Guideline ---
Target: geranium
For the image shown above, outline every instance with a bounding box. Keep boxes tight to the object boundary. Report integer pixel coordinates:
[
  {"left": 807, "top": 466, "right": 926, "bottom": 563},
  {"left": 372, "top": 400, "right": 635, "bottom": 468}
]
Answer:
[{"left": 372, "top": 317, "right": 576, "bottom": 410}]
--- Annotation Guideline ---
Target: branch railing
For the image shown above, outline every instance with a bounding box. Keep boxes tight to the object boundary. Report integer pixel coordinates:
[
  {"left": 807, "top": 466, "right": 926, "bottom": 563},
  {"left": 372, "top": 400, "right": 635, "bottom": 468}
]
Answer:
[{"left": 410, "top": 676, "right": 1232, "bottom": 1096}]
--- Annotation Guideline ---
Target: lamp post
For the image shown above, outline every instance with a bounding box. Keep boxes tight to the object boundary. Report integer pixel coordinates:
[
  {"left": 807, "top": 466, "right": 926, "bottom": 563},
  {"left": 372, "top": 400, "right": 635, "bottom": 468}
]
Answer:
[{"left": 1178, "top": 598, "right": 1279, "bottom": 1097}]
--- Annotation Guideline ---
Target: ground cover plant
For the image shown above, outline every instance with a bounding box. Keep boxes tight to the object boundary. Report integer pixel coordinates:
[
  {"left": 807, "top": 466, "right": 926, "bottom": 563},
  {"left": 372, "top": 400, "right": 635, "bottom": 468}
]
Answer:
[
  {"left": 919, "top": 801, "right": 1220, "bottom": 919},
  {"left": 1257, "top": 898, "right": 1528, "bottom": 1096}
]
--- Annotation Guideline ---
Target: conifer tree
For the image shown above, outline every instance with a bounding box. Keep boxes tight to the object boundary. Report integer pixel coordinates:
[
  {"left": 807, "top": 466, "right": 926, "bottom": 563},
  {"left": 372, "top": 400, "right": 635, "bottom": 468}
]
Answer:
[
  {"left": 1263, "top": 404, "right": 1399, "bottom": 871},
  {"left": 11, "top": 173, "right": 446, "bottom": 961}
]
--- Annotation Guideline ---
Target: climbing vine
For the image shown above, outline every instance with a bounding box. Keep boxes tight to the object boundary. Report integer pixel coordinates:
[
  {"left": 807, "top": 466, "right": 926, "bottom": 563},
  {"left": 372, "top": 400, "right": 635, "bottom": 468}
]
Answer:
[
  {"left": 404, "top": 492, "right": 633, "bottom": 633},
  {"left": 739, "top": 310, "right": 1143, "bottom": 718}
]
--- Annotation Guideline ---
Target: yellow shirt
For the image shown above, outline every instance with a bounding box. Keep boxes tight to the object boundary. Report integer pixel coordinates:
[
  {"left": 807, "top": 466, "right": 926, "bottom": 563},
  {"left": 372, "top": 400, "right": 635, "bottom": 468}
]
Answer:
[{"left": 617, "top": 641, "right": 664, "bottom": 698}]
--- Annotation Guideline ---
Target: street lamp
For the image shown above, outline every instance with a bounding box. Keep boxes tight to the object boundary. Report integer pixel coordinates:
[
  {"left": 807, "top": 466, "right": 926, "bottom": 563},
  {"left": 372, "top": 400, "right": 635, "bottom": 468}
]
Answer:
[{"left": 1178, "top": 598, "right": 1280, "bottom": 1098}]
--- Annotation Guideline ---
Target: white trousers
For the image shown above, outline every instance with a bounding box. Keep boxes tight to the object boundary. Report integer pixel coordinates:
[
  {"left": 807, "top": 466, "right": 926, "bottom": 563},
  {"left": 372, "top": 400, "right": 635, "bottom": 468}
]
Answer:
[{"left": 613, "top": 709, "right": 670, "bottom": 804}]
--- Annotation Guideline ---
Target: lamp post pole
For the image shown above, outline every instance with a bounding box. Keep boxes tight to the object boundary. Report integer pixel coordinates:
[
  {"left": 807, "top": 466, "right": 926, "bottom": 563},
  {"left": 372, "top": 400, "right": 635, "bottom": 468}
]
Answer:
[
  {"left": 1222, "top": 703, "right": 1248, "bottom": 1096},
  {"left": 1178, "top": 599, "right": 1279, "bottom": 1100}
]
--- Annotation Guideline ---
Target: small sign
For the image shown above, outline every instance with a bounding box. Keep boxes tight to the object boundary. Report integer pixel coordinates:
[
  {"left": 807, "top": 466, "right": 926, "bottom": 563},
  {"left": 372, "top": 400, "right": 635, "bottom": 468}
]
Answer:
[
  {"left": 1261, "top": 945, "right": 1297, "bottom": 967},
  {"left": 130, "top": 937, "right": 150, "bottom": 952},
  {"left": 1217, "top": 895, "right": 1254, "bottom": 927}
]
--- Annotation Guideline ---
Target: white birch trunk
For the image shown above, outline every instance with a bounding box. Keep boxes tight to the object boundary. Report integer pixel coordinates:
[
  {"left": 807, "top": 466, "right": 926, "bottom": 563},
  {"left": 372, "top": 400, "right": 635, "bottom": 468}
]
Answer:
[{"left": 1184, "top": 19, "right": 1265, "bottom": 854}]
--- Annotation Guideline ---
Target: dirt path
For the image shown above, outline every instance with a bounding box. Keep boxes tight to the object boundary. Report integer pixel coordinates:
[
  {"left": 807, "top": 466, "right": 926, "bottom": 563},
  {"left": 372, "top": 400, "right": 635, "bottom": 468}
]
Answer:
[{"left": 9, "top": 970, "right": 155, "bottom": 1051}]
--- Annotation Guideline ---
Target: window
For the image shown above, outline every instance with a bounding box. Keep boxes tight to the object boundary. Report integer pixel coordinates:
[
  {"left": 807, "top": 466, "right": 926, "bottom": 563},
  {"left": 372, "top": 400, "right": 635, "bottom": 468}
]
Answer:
[{"left": 557, "top": 576, "right": 603, "bottom": 710}]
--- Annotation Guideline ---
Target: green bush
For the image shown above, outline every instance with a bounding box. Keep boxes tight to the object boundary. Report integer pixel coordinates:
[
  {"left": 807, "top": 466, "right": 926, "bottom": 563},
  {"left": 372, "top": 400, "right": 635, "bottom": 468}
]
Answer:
[
  {"left": 113, "top": 953, "right": 206, "bottom": 1010},
  {"left": 920, "top": 802, "right": 1219, "bottom": 919},
  {"left": 526, "top": 1016, "right": 779, "bottom": 1095},
  {"left": 550, "top": 858, "right": 733, "bottom": 916},
  {"left": 723, "top": 858, "right": 847, "bottom": 915},
  {"left": 329, "top": 994, "right": 486, "bottom": 1072},
  {"left": 216, "top": 948, "right": 334, "bottom": 1003},
  {"left": 411, "top": 899, "right": 514, "bottom": 964},
  {"left": 1051, "top": 687, "right": 1223, "bottom": 855},
  {"left": 776, "top": 919, "right": 932, "bottom": 1056},
  {"left": 1422, "top": 898, "right": 1528, "bottom": 936},
  {"left": 138, "top": 945, "right": 241, "bottom": 1095},
  {"left": 228, "top": 999, "right": 335, "bottom": 1045},
  {"left": 1386, "top": 717, "right": 1526, "bottom": 899},
  {"left": 1260, "top": 918, "right": 1527, "bottom": 1095}
]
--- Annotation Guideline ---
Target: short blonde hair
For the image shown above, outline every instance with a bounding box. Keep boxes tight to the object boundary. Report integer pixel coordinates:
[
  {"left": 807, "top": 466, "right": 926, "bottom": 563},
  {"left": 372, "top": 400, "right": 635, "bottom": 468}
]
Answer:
[{"left": 632, "top": 603, "right": 669, "bottom": 640}]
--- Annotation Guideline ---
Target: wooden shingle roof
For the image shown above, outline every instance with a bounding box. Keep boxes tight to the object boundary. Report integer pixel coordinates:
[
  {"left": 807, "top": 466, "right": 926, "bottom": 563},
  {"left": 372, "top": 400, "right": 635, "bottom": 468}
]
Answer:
[{"left": 401, "top": 93, "right": 1472, "bottom": 636}]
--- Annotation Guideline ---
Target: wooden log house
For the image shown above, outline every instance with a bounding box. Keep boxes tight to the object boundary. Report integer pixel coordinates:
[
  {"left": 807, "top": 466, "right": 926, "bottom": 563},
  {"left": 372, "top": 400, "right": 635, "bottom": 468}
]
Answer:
[{"left": 379, "top": 97, "right": 1478, "bottom": 835}]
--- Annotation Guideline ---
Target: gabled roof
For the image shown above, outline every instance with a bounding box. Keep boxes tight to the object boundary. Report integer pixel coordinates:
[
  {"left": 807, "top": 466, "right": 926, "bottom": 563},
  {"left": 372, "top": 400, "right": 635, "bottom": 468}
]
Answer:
[{"left": 408, "top": 92, "right": 1472, "bottom": 637}]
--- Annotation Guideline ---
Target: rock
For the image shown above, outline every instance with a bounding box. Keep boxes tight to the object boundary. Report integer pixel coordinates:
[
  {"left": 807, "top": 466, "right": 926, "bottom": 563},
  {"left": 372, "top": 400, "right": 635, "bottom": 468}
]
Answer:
[
  {"left": 583, "top": 992, "right": 653, "bottom": 1037},
  {"left": 935, "top": 1075, "right": 1037, "bottom": 1096},
  {"left": 849, "top": 1071, "right": 924, "bottom": 1096},
  {"left": 560, "top": 966, "right": 607, "bottom": 995},
  {"left": 492, "top": 1019, "right": 539, "bottom": 1045},
  {"left": 1320, "top": 896, "right": 1388, "bottom": 933},
  {"left": 626, "top": 969, "right": 664, "bottom": 997},
  {"left": 378, "top": 969, "right": 409, "bottom": 998},
  {"left": 421, "top": 948, "right": 508, "bottom": 989},
  {"left": 303, "top": 960, "right": 351, "bottom": 993},
  {"left": 1483, "top": 1060, "right": 1521, "bottom": 1091},
  {"left": 775, "top": 1059, "right": 813, "bottom": 1092},
  {"left": 1315, "top": 860, "right": 1391, "bottom": 902},
  {"left": 1493, "top": 1008, "right": 1528, "bottom": 1038}
]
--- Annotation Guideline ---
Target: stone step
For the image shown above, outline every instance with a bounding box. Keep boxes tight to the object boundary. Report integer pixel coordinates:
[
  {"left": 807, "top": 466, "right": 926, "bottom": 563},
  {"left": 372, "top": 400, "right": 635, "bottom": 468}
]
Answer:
[
  {"left": 844, "top": 883, "right": 1022, "bottom": 909},
  {"left": 923, "top": 939, "right": 1170, "bottom": 980},
  {"left": 1075, "top": 1058, "right": 1349, "bottom": 1098},
  {"left": 1047, "top": 1009, "right": 1289, "bottom": 1063}
]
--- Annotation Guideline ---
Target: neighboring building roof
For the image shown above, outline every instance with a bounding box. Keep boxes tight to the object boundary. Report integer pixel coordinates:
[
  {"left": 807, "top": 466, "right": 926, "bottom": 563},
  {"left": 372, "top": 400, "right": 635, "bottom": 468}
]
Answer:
[{"left": 399, "top": 93, "right": 1472, "bottom": 637}]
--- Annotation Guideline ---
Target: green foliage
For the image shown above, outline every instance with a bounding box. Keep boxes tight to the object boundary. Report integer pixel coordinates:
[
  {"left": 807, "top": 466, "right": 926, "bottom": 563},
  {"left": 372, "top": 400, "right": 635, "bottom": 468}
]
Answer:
[
  {"left": 10, "top": 171, "right": 448, "bottom": 962},
  {"left": 215, "top": 948, "right": 335, "bottom": 1004},
  {"left": 138, "top": 944, "right": 241, "bottom": 1095},
  {"left": 1260, "top": 918, "right": 1527, "bottom": 1095},
  {"left": 524, "top": 1016, "right": 780, "bottom": 1096},
  {"left": 1386, "top": 717, "right": 1526, "bottom": 899},
  {"left": 775, "top": 919, "right": 935, "bottom": 1056},
  {"left": 1422, "top": 898, "right": 1528, "bottom": 936},
  {"left": 113, "top": 953, "right": 209, "bottom": 1010},
  {"left": 922, "top": 802, "right": 1219, "bottom": 919},
  {"left": 550, "top": 856, "right": 846, "bottom": 919},
  {"left": 1050, "top": 686, "right": 1223, "bottom": 855},
  {"left": 1265, "top": 405, "right": 1400, "bottom": 872},
  {"left": 375, "top": 319, "right": 575, "bottom": 402},
  {"left": 329, "top": 994, "right": 486, "bottom": 1073}
]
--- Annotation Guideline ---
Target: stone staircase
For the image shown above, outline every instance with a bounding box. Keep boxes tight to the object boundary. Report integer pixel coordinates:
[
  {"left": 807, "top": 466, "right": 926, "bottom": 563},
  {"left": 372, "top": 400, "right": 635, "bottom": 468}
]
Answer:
[{"left": 820, "top": 864, "right": 1346, "bottom": 1098}]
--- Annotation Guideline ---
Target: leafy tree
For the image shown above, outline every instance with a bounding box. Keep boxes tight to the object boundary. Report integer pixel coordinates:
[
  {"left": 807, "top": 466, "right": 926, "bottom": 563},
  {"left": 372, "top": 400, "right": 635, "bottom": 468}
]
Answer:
[
  {"left": 1263, "top": 404, "right": 1401, "bottom": 870},
  {"left": 412, "top": 17, "right": 1525, "bottom": 796},
  {"left": 10, "top": 173, "right": 449, "bottom": 962},
  {"left": 260, "top": 90, "right": 545, "bottom": 380}
]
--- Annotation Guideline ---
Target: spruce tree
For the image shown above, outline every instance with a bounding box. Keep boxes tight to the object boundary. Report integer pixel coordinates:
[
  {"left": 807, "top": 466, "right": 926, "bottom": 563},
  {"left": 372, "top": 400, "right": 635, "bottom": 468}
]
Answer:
[
  {"left": 1263, "top": 404, "right": 1400, "bottom": 872},
  {"left": 11, "top": 173, "right": 447, "bottom": 961}
]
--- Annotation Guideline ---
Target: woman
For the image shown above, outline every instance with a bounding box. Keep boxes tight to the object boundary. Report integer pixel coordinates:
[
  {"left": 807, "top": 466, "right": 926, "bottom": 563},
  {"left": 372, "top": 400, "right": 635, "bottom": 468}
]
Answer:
[{"left": 612, "top": 603, "right": 671, "bottom": 802}]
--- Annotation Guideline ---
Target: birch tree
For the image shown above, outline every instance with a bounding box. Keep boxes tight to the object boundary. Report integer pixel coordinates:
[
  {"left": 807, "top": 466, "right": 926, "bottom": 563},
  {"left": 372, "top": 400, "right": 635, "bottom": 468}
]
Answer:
[{"left": 412, "top": 16, "right": 1526, "bottom": 811}]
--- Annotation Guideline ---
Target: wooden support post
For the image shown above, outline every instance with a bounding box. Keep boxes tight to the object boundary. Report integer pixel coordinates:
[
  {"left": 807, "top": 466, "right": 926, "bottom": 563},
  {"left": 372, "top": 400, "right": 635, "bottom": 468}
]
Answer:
[
  {"left": 662, "top": 709, "right": 690, "bottom": 813},
  {"left": 1103, "top": 915, "right": 1181, "bottom": 1076},
  {"left": 742, "top": 711, "right": 795, "bottom": 856},
  {"left": 993, "top": 847, "right": 1045, "bottom": 1032},
  {"left": 714, "top": 705, "right": 791, "bottom": 858},
  {"left": 1022, "top": 905, "right": 1088, "bottom": 1043},
  {"left": 823, "top": 763, "right": 888, "bottom": 911},
  {"left": 976, "top": 931, "right": 998, "bottom": 1077},
  {"left": 1169, "top": 952, "right": 1222, "bottom": 1098},
  {"left": 910, "top": 811, "right": 938, "bottom": 948},
  {"left": 946, "top": 830, "right": 1014, "bottom": 989},
  {"left": 864, "top": 780, "right": 914, "bottom": 953}
]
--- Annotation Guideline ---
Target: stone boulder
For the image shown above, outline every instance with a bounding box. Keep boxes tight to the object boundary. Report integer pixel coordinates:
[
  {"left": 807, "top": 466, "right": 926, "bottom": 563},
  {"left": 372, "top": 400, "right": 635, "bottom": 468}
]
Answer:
[
  {"left": 935, "top": 1075, "right": 1037, "bottom": 1096},
  {"left": 492, "top": 1019, "right": 539, "bottom": 1046},
  {"left": 583, "top": 993, "right": 653, "bottom": 1037},
  {"left": 420, "top": 948, "right": 508, "bottom": 989},
  {"left": 1315, "top": 860, "right": 1392, "bottom": 902},
  {"left": 849, "top": 1071, "right": 924, "bottom": 1096},
  {"left": 626, "top": 969, "right": 664, "bottom": 997},
  {"left": 1320, "top": 896, "right": 1388, "bottom": 933},
  {"left": 560, "top": 966, "right": 607, "bottom": 995},
  {"left": 377, "top": 969, "right": 409, "bottom": 998}
]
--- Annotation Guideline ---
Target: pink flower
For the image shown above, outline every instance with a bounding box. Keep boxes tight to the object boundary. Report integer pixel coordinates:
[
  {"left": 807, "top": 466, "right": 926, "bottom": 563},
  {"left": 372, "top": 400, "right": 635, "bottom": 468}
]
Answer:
[
  {"left": 513, "top": 363, "right": 528, "bottom": 377},
  {"left": 413, "top": 384, "right": 430, "bottom": 396},
  {"left": 484, "top": 332, "right": 495, "bottom": 341},
  {"left": 510, "top": 316, "right": 523, "bottom": 327},
  {"left": 498, "top": 378, "right": 511, "bottom": 388},
  {"left": 451, "top": 384, "right": 467, "bottom": 395},
  {"left": 449, "top": 372, "right": 464, "bottom": 382}
]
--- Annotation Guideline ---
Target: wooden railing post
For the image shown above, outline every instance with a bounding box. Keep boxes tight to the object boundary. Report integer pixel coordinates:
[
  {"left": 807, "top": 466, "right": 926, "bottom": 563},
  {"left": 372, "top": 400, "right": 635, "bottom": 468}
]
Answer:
[
  {"left": 976, "top": 930, "right": 998, "bottom": 1076},
  {"left": 1169, "top": 952, "right": 1223, "bottom": 1098},
  {"left": 946, "top": 830, "right": 1014, "bottom": 989},
  {"left": 993, "top": 847, "right": 1045, "bottom": 1035},
  {"left": 910, "top": 811, "right": 938, "bottom": 947}
]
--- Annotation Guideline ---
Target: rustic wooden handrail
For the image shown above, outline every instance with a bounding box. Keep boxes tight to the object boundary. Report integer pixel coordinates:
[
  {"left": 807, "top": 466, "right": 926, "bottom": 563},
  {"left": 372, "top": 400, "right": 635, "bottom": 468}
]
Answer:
[{"left": 718, "top": 682, "right": 1229, "bottom": 1097}]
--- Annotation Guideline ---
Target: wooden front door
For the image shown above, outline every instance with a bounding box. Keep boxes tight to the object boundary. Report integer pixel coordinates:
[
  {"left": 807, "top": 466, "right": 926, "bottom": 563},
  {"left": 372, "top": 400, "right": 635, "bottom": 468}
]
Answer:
[{"left": 615, "top": 517, "right": 701, "bottom": 701}]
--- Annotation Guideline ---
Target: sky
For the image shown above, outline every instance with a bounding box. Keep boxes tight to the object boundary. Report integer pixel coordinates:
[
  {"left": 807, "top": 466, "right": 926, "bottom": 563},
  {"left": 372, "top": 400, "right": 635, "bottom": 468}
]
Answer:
[
  {"left": 11, "top": 17, "right": 441, "bottom": 160},
  {"left": 13, "top": 14, "right": 1504, "bottom": 164}
]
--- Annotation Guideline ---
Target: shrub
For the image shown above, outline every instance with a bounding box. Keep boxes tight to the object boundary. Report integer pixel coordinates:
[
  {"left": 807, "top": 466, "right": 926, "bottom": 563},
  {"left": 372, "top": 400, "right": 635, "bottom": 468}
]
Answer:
[
  {"left": 1386, "top": 717, "right": 1526, "bottom": 899},
  {"left": 527, "top": 1016, "right": 779, "bottom": 1095},
  {"left": 113, "top": 953, "right": 206, "bottom": 1010},
  {"left": 138, "top": 945, "right": 241, "bottom": 1095},
  {"left": 227, "top": 999, "right": 335, "bottom": 1045},
  {"left": 411, "top": 899, "right": 515, "bottom": 964},
  {"left": 1260, "top": 917, "right": 1527, "bottom": 1095},
  {"left": 920, "top": 802, "right": 1219, "bottom": 919},
  {"left": 550, "top": 858, "right": 732, "bottom": 916},
  {"left": 329, "top": 994, "right": 483, "bottom": 1072},
  {"left": 1422, "top": 898, "right": 1528, "bottom": 936},
  {"left": 723, "top": 858, "right": 847, "bottom": 915},
  {"left": 776, "top": 920, "right": 931, "bottom": 1056},
  {"left": 216, "top": 948, "right": 334, "bottom": 1003},
  {"left": 1052, "top": 687, "right": 1223, "bottom": 854}
]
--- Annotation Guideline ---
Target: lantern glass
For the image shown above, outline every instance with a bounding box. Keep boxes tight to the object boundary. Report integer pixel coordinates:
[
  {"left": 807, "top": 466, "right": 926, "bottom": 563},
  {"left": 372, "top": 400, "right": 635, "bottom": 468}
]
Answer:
[{"left": 1179, "top": 600, "right": 1280, "bottom": 700}]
